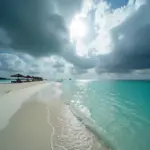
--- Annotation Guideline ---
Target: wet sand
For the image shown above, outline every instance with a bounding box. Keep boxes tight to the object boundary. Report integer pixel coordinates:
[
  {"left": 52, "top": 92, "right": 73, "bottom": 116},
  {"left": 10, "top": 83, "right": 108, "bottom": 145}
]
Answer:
[{"left": 0, "top": 82, "right": 107, "bottom": 150}]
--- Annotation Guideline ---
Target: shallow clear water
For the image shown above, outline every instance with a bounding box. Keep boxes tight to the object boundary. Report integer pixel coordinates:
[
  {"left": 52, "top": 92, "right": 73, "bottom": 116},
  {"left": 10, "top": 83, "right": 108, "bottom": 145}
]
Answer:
[
  {"left": 0, "top": 80, "right": 12, "bottom": 83},
  {"left": 62, "top": 80, "right": 150, "bottom": 150}
]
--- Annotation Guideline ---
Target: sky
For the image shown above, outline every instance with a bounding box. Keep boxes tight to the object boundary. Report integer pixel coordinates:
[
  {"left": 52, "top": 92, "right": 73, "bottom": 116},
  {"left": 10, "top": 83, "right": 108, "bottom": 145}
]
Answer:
[{"left": 0, "top": 0, "right": 150, "bottom": 79}]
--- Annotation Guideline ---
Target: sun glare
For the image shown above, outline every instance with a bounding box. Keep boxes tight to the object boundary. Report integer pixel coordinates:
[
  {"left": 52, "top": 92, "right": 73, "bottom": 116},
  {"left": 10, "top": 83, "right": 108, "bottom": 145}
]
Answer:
[{"left": 70, "top": 14, "right": 87, "bottom": 41}]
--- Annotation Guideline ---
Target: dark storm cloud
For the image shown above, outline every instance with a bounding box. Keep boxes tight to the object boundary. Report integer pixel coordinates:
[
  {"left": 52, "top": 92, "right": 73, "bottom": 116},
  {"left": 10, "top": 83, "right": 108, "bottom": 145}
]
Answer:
[
  {"left": 97, "top": 1, "right": 150, "bottom": 74},
  {"left": 0, "top": 0, "right": 83, "bottom": 57},
  {"left": 0, "top": 0, "right": 98, "bottom": 72},
  {"left": 0, "top": 28, "right": 12, "bottom": 46}
]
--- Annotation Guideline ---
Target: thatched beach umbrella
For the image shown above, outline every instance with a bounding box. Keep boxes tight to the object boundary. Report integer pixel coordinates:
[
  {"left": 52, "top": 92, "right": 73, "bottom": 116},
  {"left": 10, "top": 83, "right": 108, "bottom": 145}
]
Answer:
[
  {"left": 25, "top": 75, "right": 32, "bottom": 79},
  {"left": 11, "top": 73, "right": 25, "bottom": 80},
  {"left": 24, "top": 75, "right": 32, "bottom": 82}
]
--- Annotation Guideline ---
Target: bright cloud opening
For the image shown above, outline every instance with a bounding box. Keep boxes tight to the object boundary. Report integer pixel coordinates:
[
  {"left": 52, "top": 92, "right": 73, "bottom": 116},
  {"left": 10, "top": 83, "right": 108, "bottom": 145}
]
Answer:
[{"left": 69, "top": 14, "right": 88, "bottom": 41}]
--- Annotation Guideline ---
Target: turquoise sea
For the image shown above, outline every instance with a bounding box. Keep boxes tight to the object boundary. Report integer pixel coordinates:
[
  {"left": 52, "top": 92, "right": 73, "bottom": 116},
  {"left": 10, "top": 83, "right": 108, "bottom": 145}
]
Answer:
[
  {"left": 62, "top": 80, "right": 150, "bottom": 150},
  {"left": 0, "top": 80, "right": 12, "bottom": 83}
]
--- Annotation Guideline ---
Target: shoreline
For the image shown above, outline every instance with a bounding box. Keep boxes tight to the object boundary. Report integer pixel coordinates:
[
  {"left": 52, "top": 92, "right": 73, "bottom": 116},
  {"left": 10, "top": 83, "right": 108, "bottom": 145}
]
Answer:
[
  {"left": 69, "top": 103, "right": 114, "bottom": 150},
  {"left": 0, "top": 82, "right": 109, "bottom": 150}
]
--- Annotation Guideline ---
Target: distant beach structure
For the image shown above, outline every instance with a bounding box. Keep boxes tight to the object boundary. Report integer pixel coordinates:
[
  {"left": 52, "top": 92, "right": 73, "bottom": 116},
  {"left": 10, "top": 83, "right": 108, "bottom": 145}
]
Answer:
[
  {"left": 10, "top": 73, "right": 44, "bottom": 83},
  {"left": 11, "top": 73, "right": 25, "bottom": 83}
]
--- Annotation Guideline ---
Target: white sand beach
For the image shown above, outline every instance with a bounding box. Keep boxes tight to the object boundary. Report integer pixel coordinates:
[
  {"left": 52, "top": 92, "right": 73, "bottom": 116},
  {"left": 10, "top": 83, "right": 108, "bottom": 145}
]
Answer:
[
  {"left": 0, "top": 82, "right": 107, "bottom": 150},
  {"left": 0, "top": 81, "right": 46, "bottom": 96}
]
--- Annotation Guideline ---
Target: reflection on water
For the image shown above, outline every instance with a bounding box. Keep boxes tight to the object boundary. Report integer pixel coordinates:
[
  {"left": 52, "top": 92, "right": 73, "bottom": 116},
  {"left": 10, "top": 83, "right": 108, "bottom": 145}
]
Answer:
[{"left": 62, "top": 80, "right": 150, "bottom": 150}]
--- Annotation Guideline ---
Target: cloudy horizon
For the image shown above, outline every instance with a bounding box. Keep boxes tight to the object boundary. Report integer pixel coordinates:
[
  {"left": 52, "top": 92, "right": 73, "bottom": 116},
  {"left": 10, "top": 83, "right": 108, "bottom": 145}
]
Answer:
[{"left": 0, "top": 0, "right": 150, "bottom": 79}]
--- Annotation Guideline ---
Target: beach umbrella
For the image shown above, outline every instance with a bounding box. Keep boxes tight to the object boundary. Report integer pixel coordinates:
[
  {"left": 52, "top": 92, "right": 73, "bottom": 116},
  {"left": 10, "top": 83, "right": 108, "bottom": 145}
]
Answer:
[
  {"left": 11, "top": 73, "right": 25, "bottom": 80},
  {"left": 25, "top": 75, "right": 32, "bottom": 79},
  {"left": 24, "top": 75, "right": 32, "bottom": 81}
]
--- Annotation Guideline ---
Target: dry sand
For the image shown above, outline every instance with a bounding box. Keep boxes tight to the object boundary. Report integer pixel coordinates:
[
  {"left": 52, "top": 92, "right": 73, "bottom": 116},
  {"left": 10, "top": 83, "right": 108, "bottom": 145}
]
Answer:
[
  {"left": 0, "top": 82, "right": 107, "bottom": 150},
  {"left": 0, "top": 81, "right": 46, "bottom": 96}
]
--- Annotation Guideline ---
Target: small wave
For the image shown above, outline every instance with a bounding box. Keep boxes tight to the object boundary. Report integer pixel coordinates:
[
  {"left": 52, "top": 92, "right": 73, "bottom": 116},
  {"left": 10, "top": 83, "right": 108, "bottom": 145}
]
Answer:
[
  {"left": 68, "top": 102, "right": 115, "bottom": 150},
  {"left": 46, "top": 105, "right": 68, "bottom": 150}
]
